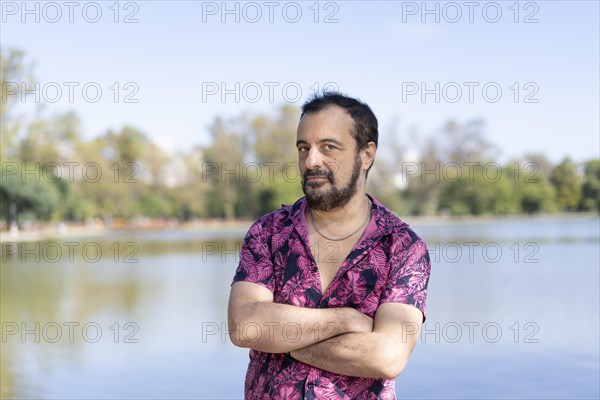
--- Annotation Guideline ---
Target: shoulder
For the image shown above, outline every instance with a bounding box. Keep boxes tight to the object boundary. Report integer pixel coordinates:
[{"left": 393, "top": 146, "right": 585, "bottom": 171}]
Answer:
[
  {"left": 245, "top": 197, "right": 304, "bottom": 238},
  {"left": 371, "top": 196, "right": 427, "bottom": 255}
]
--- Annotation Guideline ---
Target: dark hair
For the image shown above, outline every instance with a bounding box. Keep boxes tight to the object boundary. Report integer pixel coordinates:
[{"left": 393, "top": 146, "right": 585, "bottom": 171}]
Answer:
[{"left": 301, "top": 91, "right": 378, "bottom": 177}]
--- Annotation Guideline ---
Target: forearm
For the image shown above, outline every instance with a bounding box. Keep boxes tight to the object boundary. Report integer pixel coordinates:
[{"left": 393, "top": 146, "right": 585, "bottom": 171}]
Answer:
[
  {"left": 290, "top": 332, "right": 404, "bottom": 379},
  {"left": 229, "top": 302, "right": 365, "bottom": 353}
]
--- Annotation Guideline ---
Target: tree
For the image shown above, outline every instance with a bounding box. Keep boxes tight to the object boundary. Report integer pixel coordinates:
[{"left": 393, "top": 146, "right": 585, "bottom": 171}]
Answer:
[
  {"left": 551, "top": 158, "right": 582, "bottom": 211},
  {"left": 19, "top": 111, "right": 82, "bottom": 166},
  {"left": 1, "top": 48, "right": 32, "bottom": 161},
  {"left": 438, "top": 164, "right": 517, "bottom": 216},
  {"left": 252, "top": 104, "right": 299, "bottom": 164},
  {"left": 406, "top": 136, "right": 442, "bottom": 215},
  {"left": 438, "top": 119, "right": 500, "bottom": 163},
  {"left": 507, "top": 164, "right": 556, "bottom": 214},
  {"left": 250, "top": 105, "right": 303, "bottom": 216},
  {"left": 169, "top": 148, "right": 209, "bottom": 219},
  {"left": 406, "top": 119, "right": 500, "bottom": 215},
  {"left": 522, "top": 153, "right": 553, "bottom": 180},
  {"left": 73, "top": 126, "right": 150, "bottom": 219},
  {"left": 0, "top": 164, "right": 61, "bottom": 224},
  {"left": 366, "top": 118, "right": 411, "bottom": 215},
  {"left": 580, "top": 159, "right": 600, "bottom": 212},
  {"left": 202, "top": 116, "right": 248, "bottom": 219}
]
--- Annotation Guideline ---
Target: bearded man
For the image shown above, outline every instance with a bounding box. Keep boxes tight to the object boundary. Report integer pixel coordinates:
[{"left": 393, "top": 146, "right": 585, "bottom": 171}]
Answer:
[{"left": 228, "top": 92, "right": 431, "bottom": 399}]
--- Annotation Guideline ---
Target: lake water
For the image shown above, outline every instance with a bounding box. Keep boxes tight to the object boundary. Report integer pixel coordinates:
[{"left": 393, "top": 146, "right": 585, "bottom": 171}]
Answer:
[{"left": 1, "top": 217, "right": 599, "bottom": 399}]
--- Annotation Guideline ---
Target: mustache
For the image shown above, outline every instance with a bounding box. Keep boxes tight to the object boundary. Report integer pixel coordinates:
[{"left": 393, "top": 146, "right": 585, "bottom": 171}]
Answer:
[{"left": 303, "top": 169, "right": 333, "bottom": 182}]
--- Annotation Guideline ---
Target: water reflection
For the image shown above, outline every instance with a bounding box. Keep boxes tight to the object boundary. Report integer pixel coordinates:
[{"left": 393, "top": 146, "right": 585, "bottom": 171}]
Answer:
[{"left": 1, "top": 218, "right": 599, "bottom": 399}]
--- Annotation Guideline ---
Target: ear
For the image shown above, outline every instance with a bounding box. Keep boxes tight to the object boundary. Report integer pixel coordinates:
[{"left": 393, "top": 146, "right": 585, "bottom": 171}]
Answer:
[{"left": 361, "top": 142, "right": 377, "bottom": 171}]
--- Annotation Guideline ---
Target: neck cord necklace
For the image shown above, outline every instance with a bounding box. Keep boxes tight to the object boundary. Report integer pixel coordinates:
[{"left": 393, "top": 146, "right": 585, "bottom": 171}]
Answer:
[{"left": 309, "top": 198, "right": 372, "bottom": 242}]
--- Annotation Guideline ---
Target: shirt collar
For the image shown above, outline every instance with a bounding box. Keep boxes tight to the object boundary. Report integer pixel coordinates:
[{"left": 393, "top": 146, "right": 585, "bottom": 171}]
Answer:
[{"left": 285, "top": 194, "right": 406, "bottom": 241}]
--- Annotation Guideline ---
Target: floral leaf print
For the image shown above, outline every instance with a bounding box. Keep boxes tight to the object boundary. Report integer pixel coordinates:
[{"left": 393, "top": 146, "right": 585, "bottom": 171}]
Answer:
[
  {"left": 232, "top": 196, "right": 431, "bottom": 399},
  {"left": 280, "top": 262, "right": 314, "bottom": 306}
]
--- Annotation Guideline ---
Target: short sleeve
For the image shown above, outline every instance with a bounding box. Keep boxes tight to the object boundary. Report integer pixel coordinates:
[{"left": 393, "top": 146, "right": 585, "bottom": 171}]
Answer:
[
  {"left": 231, "top": 217, "right": 276, "bottom": 293},
  {"left": 380, "top": 235, "right": 431, "bottom": 322}
]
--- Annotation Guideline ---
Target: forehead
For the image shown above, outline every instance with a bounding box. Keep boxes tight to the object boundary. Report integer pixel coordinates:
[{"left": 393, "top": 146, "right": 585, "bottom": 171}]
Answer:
[{"left": 297, "top": 105, "right": 354, "bottom": 143}]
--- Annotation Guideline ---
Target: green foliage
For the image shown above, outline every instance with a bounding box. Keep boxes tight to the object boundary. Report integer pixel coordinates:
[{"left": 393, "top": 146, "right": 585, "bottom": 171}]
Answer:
[
  {"left": 580, "top": 159, "right": 600, "bottom": 211},
  {"left": 508, "top": 165, "right": 556, "bottom": 214},
  {"left": 199, "top": 106, "right": 305, "bottom": 219},
  {"left": 438, "top": 165, "right": 512, "bottom": 216},
  {"left": 551, "top": 158, "right": 582, "bottom": 211},
  {"left": 254, "top": 174, "right": 304, "bottom": 217},
  {"left": 136, "top": 189, "right": 174, "bottom": 217},
  {"left": 201, "top": 117, "right": 248, "bottom": 219},
  {"left": 2, "top": 47, "right": 599, "bottom": 224},
  {"left": 1, "top": 48, "right": 31, "bottom": 160},
  {"left": 0, "top": 164, "right": 61, "bottom": 222},
  {"left": 437, "top": 163, "right": 560, "bottom": 216}
]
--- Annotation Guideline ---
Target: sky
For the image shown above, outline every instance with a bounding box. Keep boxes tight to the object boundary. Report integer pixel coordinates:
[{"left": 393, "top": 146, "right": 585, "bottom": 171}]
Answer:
[{"left": 1, "top": 0, "right": 599, "bottom": 164}]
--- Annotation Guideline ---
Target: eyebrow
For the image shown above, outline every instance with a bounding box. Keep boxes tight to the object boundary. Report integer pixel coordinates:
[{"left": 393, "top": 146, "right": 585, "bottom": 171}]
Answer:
[{"left": 296, "top": 138, "right": 344, "bottom": 147}]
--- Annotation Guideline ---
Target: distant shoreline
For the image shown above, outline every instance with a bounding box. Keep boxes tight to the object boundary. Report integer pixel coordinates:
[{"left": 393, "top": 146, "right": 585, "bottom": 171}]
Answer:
[
  {"left": 1, "top": 212, "right": 598, "bottom": 243},
  {"left": 400, "top": 211, "right": 600, "bottom": 226}
]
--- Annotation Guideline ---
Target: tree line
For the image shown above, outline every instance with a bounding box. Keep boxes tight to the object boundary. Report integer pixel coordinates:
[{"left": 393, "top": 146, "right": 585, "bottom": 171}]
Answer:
[{"left": 1, "top": 49, "right": 598, "bottom": 227}]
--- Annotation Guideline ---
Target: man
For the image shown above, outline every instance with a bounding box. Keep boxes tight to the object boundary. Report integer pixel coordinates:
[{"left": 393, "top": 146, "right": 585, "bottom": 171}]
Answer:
[{"left": 228, "top": 92, "right": 431, "bottom": 399}]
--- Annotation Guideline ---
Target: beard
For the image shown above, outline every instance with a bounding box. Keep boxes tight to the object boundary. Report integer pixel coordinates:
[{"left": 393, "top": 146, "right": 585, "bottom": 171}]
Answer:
[{"left": 302, "top": 155, "right": 362, "bottom": 212}]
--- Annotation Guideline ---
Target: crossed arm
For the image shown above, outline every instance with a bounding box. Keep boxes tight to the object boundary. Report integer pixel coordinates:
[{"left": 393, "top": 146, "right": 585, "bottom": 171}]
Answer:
[{"left": 227, "top": 281, "right": 423, "bottom": 379}]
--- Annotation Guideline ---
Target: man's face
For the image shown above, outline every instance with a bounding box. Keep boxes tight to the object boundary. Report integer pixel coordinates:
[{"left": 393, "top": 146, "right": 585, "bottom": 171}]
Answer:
[{"left": 296, "top": 105, "right": 364, "bottom": 212}]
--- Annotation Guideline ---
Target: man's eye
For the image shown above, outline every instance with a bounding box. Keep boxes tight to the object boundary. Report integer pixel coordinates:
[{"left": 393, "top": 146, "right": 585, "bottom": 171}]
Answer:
[
  {"left": 298, "top": 147, "right": 308, "bottom": 153},
  {"left": 324, "top": 144, "right": 336, "bottom": 151}
]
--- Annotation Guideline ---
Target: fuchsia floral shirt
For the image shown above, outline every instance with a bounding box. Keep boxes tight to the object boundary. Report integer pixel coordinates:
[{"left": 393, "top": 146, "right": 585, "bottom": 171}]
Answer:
[{"left": 232, "top": 194, "right": 431, "bottom": 399}]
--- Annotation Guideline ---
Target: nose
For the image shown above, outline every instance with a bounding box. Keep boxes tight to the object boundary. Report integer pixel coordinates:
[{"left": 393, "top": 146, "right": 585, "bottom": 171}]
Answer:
[{"left": 304, "top": 147, "right": 325, "bottom": 170}]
